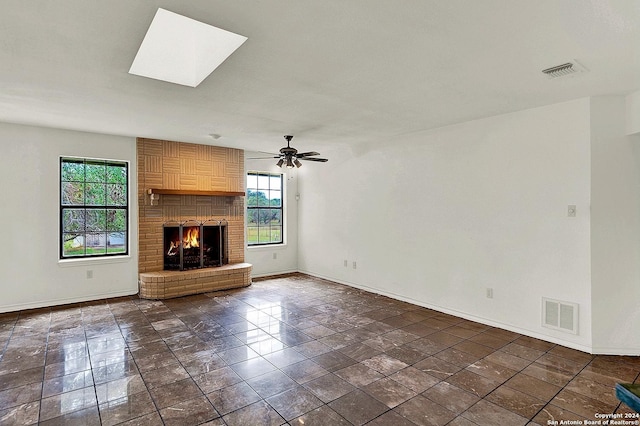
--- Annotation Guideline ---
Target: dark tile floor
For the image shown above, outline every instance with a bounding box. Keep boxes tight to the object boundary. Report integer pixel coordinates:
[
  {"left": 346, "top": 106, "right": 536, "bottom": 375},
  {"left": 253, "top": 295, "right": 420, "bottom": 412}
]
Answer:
[{"left": 0, "top": 273, "right": 638, "bottom": 425}]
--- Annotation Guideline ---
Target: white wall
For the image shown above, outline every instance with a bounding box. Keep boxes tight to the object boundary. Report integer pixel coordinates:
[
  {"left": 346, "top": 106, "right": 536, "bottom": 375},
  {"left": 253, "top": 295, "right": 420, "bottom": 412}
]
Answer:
[
  {"left": 298, "top": 99, "right": 594, "bottom": 351},
  {"left": 626, "top": 90, "right": 640, "bottom": 135},
  {"left": 0, "top": 122, "right": 138, "bottom": 312},
  {"left": 244, "top": 153, "right": 299, "bottom": 277},
  {"left": 590, "top": 96, "right": 640, "bottom": 354}
]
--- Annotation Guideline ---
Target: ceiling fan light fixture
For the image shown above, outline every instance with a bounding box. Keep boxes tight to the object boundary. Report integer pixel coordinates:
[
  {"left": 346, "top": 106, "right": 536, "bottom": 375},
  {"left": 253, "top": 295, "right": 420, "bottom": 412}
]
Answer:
[{"left": 258, "top": 135, "right": 327, "bottom": 168}]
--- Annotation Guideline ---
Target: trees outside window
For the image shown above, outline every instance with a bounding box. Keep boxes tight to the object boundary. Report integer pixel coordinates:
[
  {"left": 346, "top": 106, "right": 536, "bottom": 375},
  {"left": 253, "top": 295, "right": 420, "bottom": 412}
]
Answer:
[
  {"left": 246, "top": 172, "right": 282, "bottom": 245},
  {"left": 60, "top": 157, "right": 128, "bottom": 258}
]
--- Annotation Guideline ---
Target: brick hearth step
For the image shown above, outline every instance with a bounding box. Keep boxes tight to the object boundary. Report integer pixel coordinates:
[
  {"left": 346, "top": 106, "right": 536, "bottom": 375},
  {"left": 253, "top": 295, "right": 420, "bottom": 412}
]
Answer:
[{"left": 138, "top": 262, "right": 252, "bottom": 299}]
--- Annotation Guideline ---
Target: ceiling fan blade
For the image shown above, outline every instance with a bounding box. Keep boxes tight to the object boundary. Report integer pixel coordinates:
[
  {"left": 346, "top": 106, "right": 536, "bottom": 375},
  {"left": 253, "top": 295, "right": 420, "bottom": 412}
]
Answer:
[
  {"left": 296, "top": 151, "right": 320, "bottom": 158},
  {"left": 300, "top": 157, "right": 328, "bottom": 162},
  {"left": 247, "top": 156, "right": 280, "bottom": 159}
]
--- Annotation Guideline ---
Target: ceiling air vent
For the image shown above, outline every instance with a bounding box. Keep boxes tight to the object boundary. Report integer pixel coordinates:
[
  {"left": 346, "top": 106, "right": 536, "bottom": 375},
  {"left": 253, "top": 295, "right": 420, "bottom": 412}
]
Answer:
[{"left": 542, "top": 61, "right": 587, "bottom": 79}]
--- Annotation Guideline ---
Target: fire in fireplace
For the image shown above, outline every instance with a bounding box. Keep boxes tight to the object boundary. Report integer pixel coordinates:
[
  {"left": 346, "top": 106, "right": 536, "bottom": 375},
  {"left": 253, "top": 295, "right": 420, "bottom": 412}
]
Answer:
[{"left": 163, "top": 219, "right": 228, "bottom": 270}]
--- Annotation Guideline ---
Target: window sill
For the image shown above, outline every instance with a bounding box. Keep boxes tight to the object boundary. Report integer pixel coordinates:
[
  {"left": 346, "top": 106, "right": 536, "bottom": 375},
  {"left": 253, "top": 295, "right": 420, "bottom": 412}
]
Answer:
[
  {"left": 58, "top": 255, "right": 132, "bottom": 267},
  {"left": 247, "top": 244, "right": 287, "bottom": 250}
]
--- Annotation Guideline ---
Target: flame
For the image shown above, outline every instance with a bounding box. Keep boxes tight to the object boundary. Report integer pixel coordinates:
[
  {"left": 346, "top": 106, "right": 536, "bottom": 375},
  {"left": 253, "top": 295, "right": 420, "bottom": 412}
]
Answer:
[
  {"left": 167, "top": 241, "right": 179, "bottom": 256},
  {"left": 183, "top": 227, "right": 199, "bottom": 249},
  {"left": 166, "top": 226, "right": 200, "bottom": 256}
]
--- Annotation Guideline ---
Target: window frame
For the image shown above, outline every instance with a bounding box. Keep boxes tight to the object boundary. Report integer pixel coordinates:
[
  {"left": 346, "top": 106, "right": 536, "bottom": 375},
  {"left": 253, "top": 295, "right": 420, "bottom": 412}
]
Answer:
[
  {"left": 246, "top": 171, "right": 284, "bottom": 246},
  {"left": 59, "top": 156, "right": 129, "bottom": 259}
]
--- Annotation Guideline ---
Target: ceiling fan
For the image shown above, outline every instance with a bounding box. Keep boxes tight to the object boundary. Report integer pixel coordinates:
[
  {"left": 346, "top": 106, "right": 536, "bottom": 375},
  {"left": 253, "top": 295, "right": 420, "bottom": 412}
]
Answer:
[{"left": 251, "top": 135, "right": 328, "bottom": 168}]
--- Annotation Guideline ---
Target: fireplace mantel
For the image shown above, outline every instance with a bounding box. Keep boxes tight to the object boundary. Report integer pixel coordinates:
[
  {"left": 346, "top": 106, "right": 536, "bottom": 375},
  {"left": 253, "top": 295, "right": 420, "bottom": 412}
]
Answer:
[{"left": 147, "top": 188, "right": 245, "bottom": 197}]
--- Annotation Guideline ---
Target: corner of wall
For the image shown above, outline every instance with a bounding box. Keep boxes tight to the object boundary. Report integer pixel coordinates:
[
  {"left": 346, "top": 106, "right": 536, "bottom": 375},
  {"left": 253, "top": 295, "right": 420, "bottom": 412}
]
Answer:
[{"left": 589, "top": 95, "right": 640, "bottom": 354}]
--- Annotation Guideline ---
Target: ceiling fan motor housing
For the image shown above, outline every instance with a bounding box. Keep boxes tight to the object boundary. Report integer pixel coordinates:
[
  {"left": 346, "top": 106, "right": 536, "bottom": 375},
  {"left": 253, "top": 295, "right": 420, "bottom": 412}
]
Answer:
[{"left": 279, "top": 147, "right": 297, "bottom": 155}]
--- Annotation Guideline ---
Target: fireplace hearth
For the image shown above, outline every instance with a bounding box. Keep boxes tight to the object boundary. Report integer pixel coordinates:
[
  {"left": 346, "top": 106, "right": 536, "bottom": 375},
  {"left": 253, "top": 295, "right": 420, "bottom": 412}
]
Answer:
[{"left": 163, "top": 219, "right": 228, "bottom": 271}]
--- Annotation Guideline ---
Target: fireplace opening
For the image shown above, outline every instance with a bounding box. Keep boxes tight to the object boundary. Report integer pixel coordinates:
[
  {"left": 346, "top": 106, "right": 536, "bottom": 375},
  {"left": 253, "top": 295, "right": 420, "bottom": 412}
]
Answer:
[
  {"left": 163, "top": 219, "right": 228, "bottom": 271},
  {"left": 202, "top": 219, "right": 228, "bottom": 268}
]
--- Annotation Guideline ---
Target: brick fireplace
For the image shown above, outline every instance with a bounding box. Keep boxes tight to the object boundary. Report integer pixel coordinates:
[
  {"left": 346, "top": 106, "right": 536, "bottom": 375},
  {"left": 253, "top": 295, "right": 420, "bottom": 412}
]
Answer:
[{"left": 137, "top": 138, "right": 251, "bottom": 299}]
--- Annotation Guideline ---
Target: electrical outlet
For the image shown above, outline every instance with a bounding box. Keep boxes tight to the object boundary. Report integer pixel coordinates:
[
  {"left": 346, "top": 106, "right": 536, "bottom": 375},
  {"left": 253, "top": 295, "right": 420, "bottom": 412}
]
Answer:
[
  {"left": 486, "top": 288, "right": 493, "bottom": 299},
  {"left": 344, "top": 260, "right": 348, "bottom": 267},
  {"left": 86, "top": 270, "right": 93, "bottom": 279},
  {"left": 352, "top": 261, "right": 357, "bottom": 269},
  {"left": 568, "top": 205, "right": 576, "bottom": 217}
]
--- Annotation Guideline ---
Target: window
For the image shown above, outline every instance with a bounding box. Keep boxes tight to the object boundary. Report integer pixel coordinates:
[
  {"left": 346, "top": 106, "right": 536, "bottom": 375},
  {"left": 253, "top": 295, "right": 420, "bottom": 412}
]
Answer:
[
  {"left": 60, "top": 157, "right": 128, "bottom": 258},
  {"left": 246, "top": 172, "right": 283, "bottom": 245}
]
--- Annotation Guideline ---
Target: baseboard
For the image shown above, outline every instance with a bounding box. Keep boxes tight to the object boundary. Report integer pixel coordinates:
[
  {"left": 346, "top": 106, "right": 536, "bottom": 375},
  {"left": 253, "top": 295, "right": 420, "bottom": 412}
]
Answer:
[
  {"left": 299, "top": 269, "right": 596, "bottom": 354},
  {"left": 590, "top": 346, "right": 640, "bottom": 356},
  {"left": 0, "top": 289, "right": 139, "bottom": 314},
  {"left": 251, "top": 269, "right": 299, "bottom": 279}
]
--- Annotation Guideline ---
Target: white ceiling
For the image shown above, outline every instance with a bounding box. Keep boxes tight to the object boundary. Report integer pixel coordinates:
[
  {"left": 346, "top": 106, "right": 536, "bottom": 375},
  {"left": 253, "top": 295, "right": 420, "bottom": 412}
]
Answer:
[{"left": 0, "top": 1, "right": 638, "bottom": 153}]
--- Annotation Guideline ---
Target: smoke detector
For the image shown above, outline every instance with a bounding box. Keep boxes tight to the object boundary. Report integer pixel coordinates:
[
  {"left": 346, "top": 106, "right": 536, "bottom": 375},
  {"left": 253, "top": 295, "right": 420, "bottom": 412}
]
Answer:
[{"left": 542, "top": 61, "right": 588, "bottom": 79}]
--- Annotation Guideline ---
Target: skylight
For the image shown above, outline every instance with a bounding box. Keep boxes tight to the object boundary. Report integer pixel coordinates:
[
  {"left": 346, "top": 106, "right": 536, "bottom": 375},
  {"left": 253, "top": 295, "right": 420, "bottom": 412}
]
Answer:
[{"left": 129, "top": 8, "right": 247, "bottom": 87}]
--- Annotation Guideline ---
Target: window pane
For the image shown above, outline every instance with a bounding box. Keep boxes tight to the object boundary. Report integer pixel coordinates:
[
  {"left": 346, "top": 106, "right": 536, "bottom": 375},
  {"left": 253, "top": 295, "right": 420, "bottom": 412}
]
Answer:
[
  {"left": 106, "top": 209, "right": 126, "bottom": 231},
  {"left": 258, "top": 227, "right": 270, "bottom": 244},
  {"left": 257, "top": 191, "right": 269, "bottom": 207},
  {"left": 258, "top": 208, "right": 275, "bottom": 225},
  {"left": 107, "top": 184, "right": 126, "bottom": 206},
  {"left": 85, "top": 162, "right": 106, "bottom": 182},
  {"left": 247, "top": 174, "right": 257, "bottom": 190},
  {"left": 257, "top": 174, "right": 270, "bottom": 190},
  {"left": 247, "top": 190, "right": 258, "bottom": 207},
  {"left": 247, "top": 226, "right": 259, "bottom": 244},
  {"left": 62, "top": 182, "right": 84, "bottom": 205},
  {"left": 106, "top": 164, "right": 126, "bottom": 184},
  {"left": 61, "top": 160, "right": 84, "bottom": 182},
  {"left": 85, "top": 183, "right": 106, "bottom": 205},
  {"left": 270, "top": 225, "right": 282, "bottom": 243},
  {"left": 269, "top": 190, "right": 281, "bottom": 207},
  {"left": 63, "top": 209, "right": 85, "bottom": 232},
  {"left": 107, "top": 232, "right": 126, "bottom": 253},
  {"left": 270, "top": 175, "right": 281, "bottom": 190},
  {"left": 85, "top": 233, "right": 106, "bottom": 255},
  {"left": 62, "top": 233, "right": 85, "bottom": 257},
  {"left": 247, "top": 209, "right": 258, "bottom": 225},
  {"left": 86, "top": 209, "right": 106, "bottom": 232},
  {"left": 270, "top": 209, "right": 282, "bottom": 225}
]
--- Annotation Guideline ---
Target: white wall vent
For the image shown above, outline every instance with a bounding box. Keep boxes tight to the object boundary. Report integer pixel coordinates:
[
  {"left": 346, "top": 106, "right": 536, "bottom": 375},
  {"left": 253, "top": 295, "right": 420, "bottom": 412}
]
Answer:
[
  {"left": 542, "top": 61, "right": 587, "bottom": 79},
  {"left": 542, "top": 297, "right": 578, "bottom": 334}
]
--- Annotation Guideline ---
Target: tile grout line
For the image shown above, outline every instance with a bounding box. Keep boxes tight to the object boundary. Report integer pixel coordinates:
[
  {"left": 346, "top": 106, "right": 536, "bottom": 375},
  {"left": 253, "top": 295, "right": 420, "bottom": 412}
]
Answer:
[
  {"left": 85, "top": 305, "right": 105, "bottom": 426},
  {"left": 39, "top": 310, "right": 52, "bottom": 426}
]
